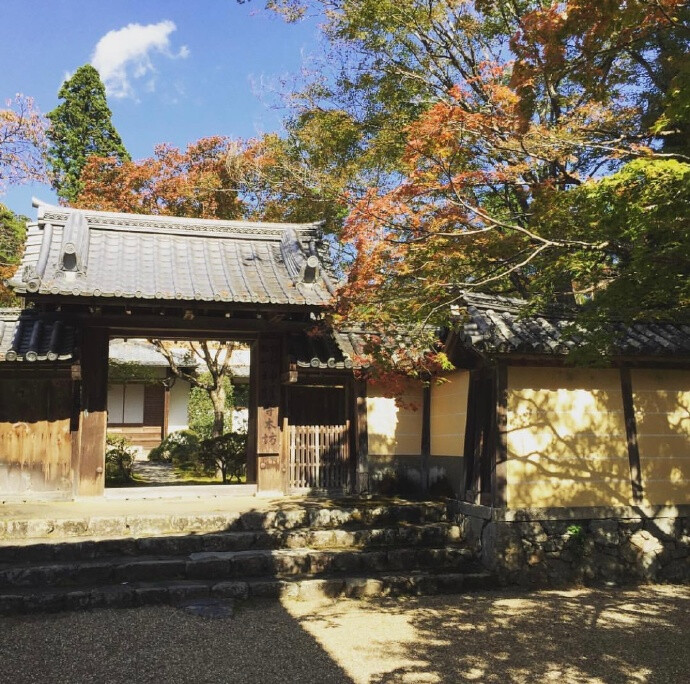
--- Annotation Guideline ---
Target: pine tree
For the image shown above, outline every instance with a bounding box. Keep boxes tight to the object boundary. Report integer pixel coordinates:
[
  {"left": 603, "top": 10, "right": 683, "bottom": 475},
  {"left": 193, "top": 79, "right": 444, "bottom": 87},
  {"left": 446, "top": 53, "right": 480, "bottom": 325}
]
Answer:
[{"left": 46, "top": 64, "right": 130, "bottom": 203}]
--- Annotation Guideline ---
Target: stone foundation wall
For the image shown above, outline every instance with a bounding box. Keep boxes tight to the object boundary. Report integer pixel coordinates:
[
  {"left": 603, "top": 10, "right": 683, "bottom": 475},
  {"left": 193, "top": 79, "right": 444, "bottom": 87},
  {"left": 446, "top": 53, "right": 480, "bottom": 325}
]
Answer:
[{"left": 450, "top": 501, "right": 690, "bottom": 585}]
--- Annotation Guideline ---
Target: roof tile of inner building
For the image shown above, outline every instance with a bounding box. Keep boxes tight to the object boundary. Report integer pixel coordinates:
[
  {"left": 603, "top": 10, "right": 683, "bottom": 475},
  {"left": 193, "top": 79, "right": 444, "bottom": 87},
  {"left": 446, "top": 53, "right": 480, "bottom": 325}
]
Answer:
[
  {"left": 9, "top": 203, "right": 338, "bottom": 307},
  {"left": 109, "top": 339, "right": 196, "bottom": 368},
  {"left": 0, "top": 309, "right": 77, "bottom": 363},
  {"left": 288, "top": 328, "right": 364, "bottom": 370},
  {"left": 455, "top": 292, "right": 690, "bottom": 356}
]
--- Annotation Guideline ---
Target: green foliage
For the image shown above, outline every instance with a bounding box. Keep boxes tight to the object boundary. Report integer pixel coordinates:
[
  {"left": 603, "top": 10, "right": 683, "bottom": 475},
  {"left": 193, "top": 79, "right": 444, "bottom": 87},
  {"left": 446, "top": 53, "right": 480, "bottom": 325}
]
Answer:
[
  {"left": 233, "top": 382, "right": 249, "bottom": 408},
  {"left": 565, "top": 523, "right": 587, "bottom": 559},
  {"left": 188, "top": 373, "right": 234, "bottom": 439},
  {"left": 108, "top": 361, "right": 161, "bottom": 384},
  {"left": 46, "top": 64, "right": 130, "bottom": 202},
  {"left": 198, "top": 432, "right": 247, "bottom": 483},
  {"left": 105, "top": 434, "right": 136, "bottom": 484},
  {"left": 529, "top": 159, "right": 690, "bottom": 353},
  {"left": 266, "top": 0, "right": 690, "bottom": 353},
  {"left": 0, "top": 204, "right": 26, "bottom": 305},
  {"left": 148, "top": 429, "right": 200, "bottom": 464},
  {"left": 149, "top": 425, "right": 247, "bottom": 484},
  {"left": 566, "top": 524, "right": 584, "bottom": 539}
]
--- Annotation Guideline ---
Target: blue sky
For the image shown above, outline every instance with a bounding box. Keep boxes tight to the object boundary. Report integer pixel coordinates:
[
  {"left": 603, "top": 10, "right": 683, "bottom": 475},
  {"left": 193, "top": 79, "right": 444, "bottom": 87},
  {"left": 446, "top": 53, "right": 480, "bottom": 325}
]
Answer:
[{"left": 0, "top": 0, "right": 322, "bottom": 216}]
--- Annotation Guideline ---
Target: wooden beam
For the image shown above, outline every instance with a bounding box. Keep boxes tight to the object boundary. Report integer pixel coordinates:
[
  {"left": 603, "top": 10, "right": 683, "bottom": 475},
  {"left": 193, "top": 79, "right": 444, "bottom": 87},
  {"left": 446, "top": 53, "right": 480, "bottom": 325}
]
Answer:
[
  {"left": 162, "top": 375, "right": 170, "bottom": 439},
  {"left": 461, "top": 370, "right": 480, "bottom": 500},
  {"left": 470, "top": 369, "right": 489, "bottom": 503},
  {"left": 620, "top": 366, "right": 644, "bottom": 503},
  {"left": 420, "top": 383, "right": 431, "bottom": 496},
  {"left": 28, "top": 293, "right": 324, "bottom": 318},
  {"left": 246, "top": 340, "right": 258, "bottom": 484},
  {"left": 77, "top": 327, "right": 109, "bottom": 496},
  {"left": 478, "top": 367, "right": 496, "bottom": 505},
  {"left": 100, "top": 315, "right": 315, "bottom": 339},
  {"left": 256, "top": 336, "right": 285, "bottom": 492},
  {"left": 70, "top": 376, "right": 82, "bottom": 496},
  {"left": 355, "top": 379, "right": 369, "bottom": 494},
  {"left": 492, "top": 363, "right": 508, "bottom": 508}
]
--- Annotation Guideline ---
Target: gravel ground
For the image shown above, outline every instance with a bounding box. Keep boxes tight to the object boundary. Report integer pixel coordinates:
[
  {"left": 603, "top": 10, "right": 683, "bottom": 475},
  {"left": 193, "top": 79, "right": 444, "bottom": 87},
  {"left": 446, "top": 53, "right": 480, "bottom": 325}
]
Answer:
[{"left": 1, "top": 585, "right": 688, "bottom": 684}]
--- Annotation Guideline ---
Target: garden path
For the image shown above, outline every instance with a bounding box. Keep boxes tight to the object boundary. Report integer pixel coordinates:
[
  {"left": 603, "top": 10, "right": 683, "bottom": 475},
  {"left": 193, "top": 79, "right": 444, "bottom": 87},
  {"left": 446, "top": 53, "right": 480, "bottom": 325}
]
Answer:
[{"left": 131, "top": 461, "right": 184, "bottom": 485}]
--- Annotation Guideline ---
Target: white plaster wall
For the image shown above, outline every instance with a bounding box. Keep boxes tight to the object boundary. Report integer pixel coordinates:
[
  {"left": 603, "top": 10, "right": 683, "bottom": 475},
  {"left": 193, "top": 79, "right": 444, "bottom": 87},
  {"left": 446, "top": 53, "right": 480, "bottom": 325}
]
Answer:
[
  {"left": 231, "top": 408, "right": 249, "bottom": 433},
  {"left": 168, "top": 379, "right": 191, "bottom": 434},
  {"left": 122, "top": 384, "right": 145, "bottom": 423},
  {"left": 107, "top": 385, "right": 125, "bottom": 424}
]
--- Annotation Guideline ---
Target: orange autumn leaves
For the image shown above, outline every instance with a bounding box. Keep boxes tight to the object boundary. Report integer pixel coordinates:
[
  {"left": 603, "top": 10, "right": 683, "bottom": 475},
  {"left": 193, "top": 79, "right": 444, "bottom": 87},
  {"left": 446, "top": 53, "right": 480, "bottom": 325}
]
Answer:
[
  {"left": 337, "top": 0, "right": 687, "bottom": 329},
  {"left": 76, "top": 137, "right": 244, "bottom": 220}
]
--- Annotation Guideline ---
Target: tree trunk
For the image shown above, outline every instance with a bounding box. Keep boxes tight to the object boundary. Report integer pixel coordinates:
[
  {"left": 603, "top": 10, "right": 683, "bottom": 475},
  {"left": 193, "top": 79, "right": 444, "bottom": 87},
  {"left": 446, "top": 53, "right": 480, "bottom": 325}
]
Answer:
[{"left": 209, "top": 385, "right": 226, "bottom": 438}]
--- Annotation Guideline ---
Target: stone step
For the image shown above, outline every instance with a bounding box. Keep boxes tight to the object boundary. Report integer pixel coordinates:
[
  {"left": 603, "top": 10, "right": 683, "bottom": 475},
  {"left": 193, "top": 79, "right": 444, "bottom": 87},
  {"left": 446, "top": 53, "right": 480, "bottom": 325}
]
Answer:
[
  {"left": 0, "top": 501, "right": 448, "bottom": 542},
  {"left": 0, "top": 522, "right": 462, "bottom": 565},
  {"left": 0, "top": 546, "right": 478, "bottom": 590},
  {"left": 0, "top": 570, "right": 500, "bottom": 615}
]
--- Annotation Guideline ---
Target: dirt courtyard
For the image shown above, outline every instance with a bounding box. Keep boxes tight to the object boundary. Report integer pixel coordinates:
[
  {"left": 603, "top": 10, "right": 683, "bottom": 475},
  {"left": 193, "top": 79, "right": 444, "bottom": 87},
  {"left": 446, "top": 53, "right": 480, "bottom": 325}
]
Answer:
[{"left": 1, "top": 584, "right": 688, "bottom": 684}]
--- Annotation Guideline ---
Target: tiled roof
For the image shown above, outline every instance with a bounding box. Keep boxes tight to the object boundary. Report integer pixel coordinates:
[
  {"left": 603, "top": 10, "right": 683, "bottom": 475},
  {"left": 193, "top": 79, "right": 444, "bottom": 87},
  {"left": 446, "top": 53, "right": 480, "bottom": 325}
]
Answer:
[
  {"left": 288, "top": 330, "right": 355, "bottom": 370},
  {"left": 9, "top": 203, "right": 338, "bottom": 307},
  {"left": 109, "top": 339, "right": 197, "bottom": 368},
  {"left": 109, "top": 340, "right": 250, "bottom": 377},
  {"left": 286, "top": 325, "right": 430, "bottom": 371},
  {"left": 0, "top": 309, "right": 77, "bottom": 363},
  {"left": 454, "top": 292, "right": 690, "bottom": 356},
  {"left": 287, "top": 327, "right": 374, "bottom": 370}
]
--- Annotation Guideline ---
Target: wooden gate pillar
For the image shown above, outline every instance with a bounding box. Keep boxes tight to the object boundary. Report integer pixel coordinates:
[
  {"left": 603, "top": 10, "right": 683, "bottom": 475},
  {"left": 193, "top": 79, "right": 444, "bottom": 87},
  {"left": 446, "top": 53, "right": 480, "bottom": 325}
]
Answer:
[
  {"left": 253, "top": 336, "right": 286, "bottom": 493},
  {"left": 354, "top": 379, "right": 369, "bottom": 494},
  {"left": 77, "top": 327, "right": 109, "bottom": 496}
]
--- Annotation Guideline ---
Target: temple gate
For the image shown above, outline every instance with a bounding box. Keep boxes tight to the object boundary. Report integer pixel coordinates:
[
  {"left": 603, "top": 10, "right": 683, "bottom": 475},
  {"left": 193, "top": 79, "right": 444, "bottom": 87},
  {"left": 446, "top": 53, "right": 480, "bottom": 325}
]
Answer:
[{"left": 0, "top": 203, "right": 366, "bottom": 498}]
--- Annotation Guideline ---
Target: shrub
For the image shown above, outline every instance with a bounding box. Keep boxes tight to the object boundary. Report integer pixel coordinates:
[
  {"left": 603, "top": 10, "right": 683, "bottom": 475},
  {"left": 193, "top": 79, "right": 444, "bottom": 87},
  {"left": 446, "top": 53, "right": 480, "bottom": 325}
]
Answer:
[
  {"left": 198, "top": 432, "right": 247, "bottom": 483},
  {"left": 105, "top": 434, "right": 136, "bottom": 485},
  {"left": 149, "top": 429, "right": 200, "bottom": 465}
]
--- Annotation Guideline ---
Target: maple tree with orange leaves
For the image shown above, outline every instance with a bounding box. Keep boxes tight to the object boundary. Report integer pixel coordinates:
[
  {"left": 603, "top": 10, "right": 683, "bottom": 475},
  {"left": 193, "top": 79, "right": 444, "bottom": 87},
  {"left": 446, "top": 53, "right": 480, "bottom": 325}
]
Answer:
[{"left": 265, "top": 1, "right": 689, "bottom": 358}]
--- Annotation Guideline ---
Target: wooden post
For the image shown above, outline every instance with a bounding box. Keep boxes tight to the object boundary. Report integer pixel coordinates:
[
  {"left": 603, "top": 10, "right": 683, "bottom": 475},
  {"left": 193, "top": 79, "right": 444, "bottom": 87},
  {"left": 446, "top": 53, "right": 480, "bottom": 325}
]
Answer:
[
  {"left": 355, "top": 379, "right": 369, "bottom": 494},
  {"left": 478, "top": 365, "right": 498, "bottom": 506},
  {"left": 162, "top": 371, "right": 171, "bottom": 438},
  {"left": 255, "top": 336, "right": 285, "bottom": 493},
  {"left": 246, "top": 340, "right": 258, "bottom": 483},
  {"left": 420, "top": 383, "right": 431, "bottom": 496},
  {"left": 461, "top": 369, "right": 480, "bottom": 500},
  {"left": 78, "top": 327, "right": 109, "bottom": 496},
  {"left": 620, "top": 366, "right": 643, "bottom": 503},
  {"left": 70, "top": 367, "right": 82, "bottom": 497},
  {"left": 492, "top": 363, "right": 508, "bottom": 508}
]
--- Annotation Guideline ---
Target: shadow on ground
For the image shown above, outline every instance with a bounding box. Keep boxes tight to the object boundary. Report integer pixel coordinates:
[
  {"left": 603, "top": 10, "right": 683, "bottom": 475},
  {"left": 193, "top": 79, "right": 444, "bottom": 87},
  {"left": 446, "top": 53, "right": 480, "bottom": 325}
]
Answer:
[
  {"left": 1, "top": 585, "right": 689, "bottom": 683},
  {"left": 286, "top": 585, "right": 690, "bottom": 684},
  {"left": 0, "top": 598, "right": 350, "bottom": 684}
]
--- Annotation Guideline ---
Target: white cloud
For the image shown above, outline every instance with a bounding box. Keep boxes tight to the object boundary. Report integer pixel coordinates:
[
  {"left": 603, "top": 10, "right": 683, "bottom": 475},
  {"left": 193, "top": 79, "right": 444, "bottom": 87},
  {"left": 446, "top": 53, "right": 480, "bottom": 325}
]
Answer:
[{"left": 91, "top": 20, "right": 189, "bottom": 99}]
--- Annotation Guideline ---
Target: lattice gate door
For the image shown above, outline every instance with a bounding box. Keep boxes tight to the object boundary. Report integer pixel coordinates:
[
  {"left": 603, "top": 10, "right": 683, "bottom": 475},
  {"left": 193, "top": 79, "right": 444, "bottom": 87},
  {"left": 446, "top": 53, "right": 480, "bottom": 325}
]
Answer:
[{"left": 288, "top": 423, "right": 351, "bottom": 492}]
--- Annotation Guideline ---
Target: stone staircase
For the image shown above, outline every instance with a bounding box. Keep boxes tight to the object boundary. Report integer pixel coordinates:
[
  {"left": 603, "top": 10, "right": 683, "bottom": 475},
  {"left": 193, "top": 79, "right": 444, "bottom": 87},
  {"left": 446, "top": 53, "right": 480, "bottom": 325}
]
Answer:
[{"left": 0, "top": 500, "right": 496, "bottom": 614}]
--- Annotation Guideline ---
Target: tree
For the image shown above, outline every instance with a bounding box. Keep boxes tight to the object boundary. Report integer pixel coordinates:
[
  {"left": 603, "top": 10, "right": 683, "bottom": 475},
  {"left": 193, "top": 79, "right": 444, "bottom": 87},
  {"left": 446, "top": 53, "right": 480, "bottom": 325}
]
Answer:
[
  {"left": 76, "top": 136, "right": 243, "bottom": 219},
  {"left": 46, "top": 65, "right": 130, "bottom": 202},
  {"left": 0, "top": 94, "right": 47, "bottom": 192},
  {"left": 188, "top": 373, "right": 235, "bottom": 439},
  {"left": 264, "top": 1, "right": 689, "bottom": 353},
  {"left": 75, "top": 138, "right": 249, "bottom": 428},
  {"left": 152, "top": 340, "right": 241, "bottom": 439},
  {"left": 225, "top": 112, "right": 360, "bottom": 236},
  {"left": 0, "top": 204, "right": 27, "bottom": 305}
]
